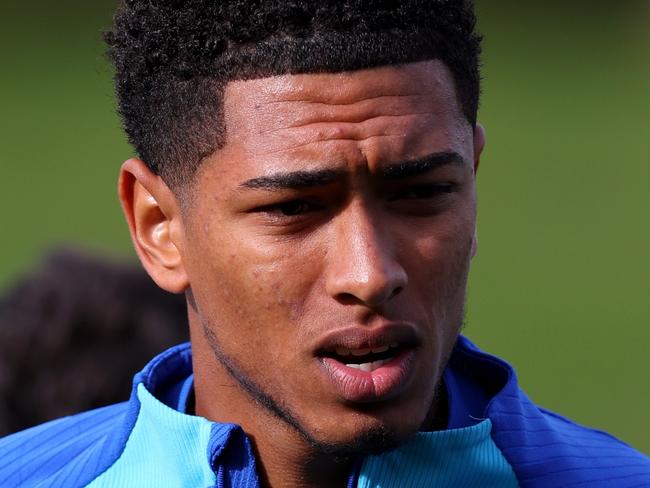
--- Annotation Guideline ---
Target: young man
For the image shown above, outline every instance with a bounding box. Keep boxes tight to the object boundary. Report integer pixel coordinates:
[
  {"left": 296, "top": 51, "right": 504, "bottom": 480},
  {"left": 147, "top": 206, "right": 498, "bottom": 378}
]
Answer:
[{"left": 1, "top": 1, "right": 648, "bottom": 487}]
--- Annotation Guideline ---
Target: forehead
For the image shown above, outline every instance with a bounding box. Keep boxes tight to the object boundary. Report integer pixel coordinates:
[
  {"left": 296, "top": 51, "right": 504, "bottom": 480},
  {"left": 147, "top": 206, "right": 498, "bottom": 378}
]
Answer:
[{"left": 212, "top": 60, "right": 471, "bottom": 178}]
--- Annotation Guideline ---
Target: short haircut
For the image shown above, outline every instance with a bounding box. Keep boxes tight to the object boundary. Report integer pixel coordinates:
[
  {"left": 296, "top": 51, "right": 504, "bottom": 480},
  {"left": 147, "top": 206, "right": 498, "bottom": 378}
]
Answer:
[{"left": 105, "top": 0, "right": 482, "bottom": 191}]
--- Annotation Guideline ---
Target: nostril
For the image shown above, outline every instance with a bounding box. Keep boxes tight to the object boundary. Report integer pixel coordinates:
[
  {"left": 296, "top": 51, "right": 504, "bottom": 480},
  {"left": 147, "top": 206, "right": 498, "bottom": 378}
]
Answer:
[
  {"left": 333, "top": 284, "right": 404, "bottom": 307},
  {"left": 389, "top": 286, "right": 404, "bottom": 300},
  {"left": 334, "top": 292, "right": 364, "bottom": 306}
]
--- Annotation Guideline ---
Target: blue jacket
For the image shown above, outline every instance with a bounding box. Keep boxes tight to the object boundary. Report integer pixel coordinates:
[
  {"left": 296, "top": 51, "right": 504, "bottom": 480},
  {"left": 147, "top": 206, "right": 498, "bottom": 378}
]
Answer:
[{"left": 1, "top": 336, "right": 648, "bottom": 487}]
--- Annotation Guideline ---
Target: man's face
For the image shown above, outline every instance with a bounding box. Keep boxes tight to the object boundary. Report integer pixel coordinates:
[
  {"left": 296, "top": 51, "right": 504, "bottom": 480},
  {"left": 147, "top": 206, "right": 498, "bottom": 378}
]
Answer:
[{"left": 180, "top": 60, "right": 481, "bottom": 453}]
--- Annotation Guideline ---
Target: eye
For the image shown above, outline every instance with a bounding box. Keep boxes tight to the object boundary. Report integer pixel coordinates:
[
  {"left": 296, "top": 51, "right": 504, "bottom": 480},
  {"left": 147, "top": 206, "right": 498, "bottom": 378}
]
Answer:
[
  {"left": 275, "top": 200, "right": 312, "bottom": 216},
  {"left": 255, "top": 198, "right": 323, "bottom": 220},
  {"left": 390, "top": 183, "right": 456, "bottom": 201}
]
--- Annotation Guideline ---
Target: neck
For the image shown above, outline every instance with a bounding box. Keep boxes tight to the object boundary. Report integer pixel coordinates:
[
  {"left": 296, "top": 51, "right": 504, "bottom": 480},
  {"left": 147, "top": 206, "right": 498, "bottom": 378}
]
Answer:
[
  {"left": 195, "top": 386, "right": 355, "bottom": 488},
  {"left": 251, "top": 427, "right": 356, "bottom": 488},
  {"left": 191, "top": 336, "right": 355, "bottom": 488}
]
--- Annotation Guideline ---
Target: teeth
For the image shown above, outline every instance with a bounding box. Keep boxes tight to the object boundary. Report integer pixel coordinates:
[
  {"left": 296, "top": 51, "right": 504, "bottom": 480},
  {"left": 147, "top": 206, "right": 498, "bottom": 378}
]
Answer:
[
  {"left": 351, "top": 348, "right": 370, "bottom": 356},
  {"left": 335, "top": 345, "right": 395, "bottom": 356},
  {"left": 345, "top": 359, "right": 388, "bottom": 373},
  {"left": 359, "top": 362, "right": 372, "bottom": 372}
]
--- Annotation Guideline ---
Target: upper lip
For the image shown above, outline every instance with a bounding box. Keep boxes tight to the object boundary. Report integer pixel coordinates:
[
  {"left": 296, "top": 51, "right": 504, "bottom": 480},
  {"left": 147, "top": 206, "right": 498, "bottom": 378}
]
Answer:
[{"left": 313, "top": 322, "right": 421, "bottom": 356}]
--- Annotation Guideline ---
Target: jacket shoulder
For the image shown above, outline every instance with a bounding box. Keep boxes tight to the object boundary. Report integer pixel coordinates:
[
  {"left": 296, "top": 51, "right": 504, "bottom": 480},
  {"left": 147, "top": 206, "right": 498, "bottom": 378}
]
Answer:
[
  {"left": 0, "top": 402, "right": 136, "bottom": 488},
  {"left": 490, "top": 390, "right": 650, "bottom": 487},
  {"left": 451, "top": 338, "right": 650, "bottom": 487}
]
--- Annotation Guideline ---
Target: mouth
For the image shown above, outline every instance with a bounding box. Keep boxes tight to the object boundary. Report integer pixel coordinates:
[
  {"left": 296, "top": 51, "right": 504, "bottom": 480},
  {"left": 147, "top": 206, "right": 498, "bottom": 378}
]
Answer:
[
  {"left": 322, "top": 343, "right": 404, "bottom": 372},
  {"left": 314, "top": 326, "right": 419, "bottom": 403}
]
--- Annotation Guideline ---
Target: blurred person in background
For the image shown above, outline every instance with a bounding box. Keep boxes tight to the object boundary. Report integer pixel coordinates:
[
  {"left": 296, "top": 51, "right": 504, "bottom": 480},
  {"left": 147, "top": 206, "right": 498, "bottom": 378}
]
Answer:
[
  {"left": 0, "top": 247, "right": 187, "bottom": 436},
  {"left": 1, "top": 1, "right": 649, "bottom": 487}
]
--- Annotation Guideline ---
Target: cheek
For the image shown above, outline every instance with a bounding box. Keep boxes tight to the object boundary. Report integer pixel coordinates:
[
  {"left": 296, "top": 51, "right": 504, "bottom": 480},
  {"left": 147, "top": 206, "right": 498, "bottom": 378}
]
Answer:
[
  {"left": 409, "top": 210, "right": 475, "bottom": 272},
  {"left": 185, "top": 225, "right": 322, "bottom": 338},
  {"left": 403, "top": 214, "right": 474, "bottom": 319}
]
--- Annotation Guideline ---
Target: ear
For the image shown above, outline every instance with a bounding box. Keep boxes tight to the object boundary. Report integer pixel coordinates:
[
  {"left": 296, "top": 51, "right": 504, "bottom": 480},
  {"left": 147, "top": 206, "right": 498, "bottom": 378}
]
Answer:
[
  {"left": 471, "top": 228, "right": 479, "bottom": 258},
  {"left": 471, "top": 123, "right": 485, "bottom": 258},
  {"left": 472, "top": 123, "right": 486, "bottom": 175},
  {"left": 118, "top": 158, "right": 189, "bottom": 293}
]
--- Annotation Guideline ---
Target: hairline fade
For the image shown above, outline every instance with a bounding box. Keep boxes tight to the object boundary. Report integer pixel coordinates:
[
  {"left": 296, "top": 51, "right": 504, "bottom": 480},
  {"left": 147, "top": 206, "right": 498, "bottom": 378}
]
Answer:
[{"left": 105, "top": 0, "right": 482, "bottom": 192}]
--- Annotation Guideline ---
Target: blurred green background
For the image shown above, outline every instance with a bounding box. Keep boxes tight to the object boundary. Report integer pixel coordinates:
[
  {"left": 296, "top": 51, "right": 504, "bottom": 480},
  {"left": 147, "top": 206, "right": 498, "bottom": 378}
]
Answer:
[{"left": 1, "top": 1, "right": 648, "bottom": 452}]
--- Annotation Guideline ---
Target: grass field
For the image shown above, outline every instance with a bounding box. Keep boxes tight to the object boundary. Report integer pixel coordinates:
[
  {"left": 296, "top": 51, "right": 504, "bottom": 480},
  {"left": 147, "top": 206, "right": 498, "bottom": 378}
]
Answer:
[{"left": 1, "top": 1, "right": 648, "bottom": 452}]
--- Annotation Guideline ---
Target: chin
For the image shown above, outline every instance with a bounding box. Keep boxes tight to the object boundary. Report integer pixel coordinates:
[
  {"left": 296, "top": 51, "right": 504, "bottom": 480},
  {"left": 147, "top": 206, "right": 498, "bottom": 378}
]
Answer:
[
  {"left": 306, "top": 425, "right": 405, "bottom": 458},
  {"left": 302, "top": 407, "right": 423, "bottom": 458}
]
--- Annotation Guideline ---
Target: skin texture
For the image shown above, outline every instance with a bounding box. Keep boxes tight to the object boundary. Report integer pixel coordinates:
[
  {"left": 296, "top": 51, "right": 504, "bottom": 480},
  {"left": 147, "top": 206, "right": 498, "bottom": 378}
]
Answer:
[{"left": 119, "top": 60, "right": 485, "bottom": 488}]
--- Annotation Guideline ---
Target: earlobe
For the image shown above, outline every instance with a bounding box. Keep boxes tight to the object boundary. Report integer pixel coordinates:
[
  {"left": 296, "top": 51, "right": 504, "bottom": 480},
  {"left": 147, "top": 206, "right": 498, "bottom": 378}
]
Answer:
[{"left": 119, "top": 158, "right": 189, "bottom": 293}]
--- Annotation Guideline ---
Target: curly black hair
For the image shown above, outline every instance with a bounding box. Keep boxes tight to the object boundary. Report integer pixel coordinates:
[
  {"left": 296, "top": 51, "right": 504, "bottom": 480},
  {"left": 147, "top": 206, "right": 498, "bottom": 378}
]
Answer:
[
  {"left": 0, "top": 248, "right": 188, "bottom": 435},
  {"left": 105, "top": 0, "right": 482, "bottom": 191}
]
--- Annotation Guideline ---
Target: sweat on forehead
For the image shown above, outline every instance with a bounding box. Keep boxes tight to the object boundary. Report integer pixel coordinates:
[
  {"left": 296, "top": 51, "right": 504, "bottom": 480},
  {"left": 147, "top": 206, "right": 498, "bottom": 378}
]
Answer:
[{"left": 105, "top": 0, "right": 482, "bottom": 191}]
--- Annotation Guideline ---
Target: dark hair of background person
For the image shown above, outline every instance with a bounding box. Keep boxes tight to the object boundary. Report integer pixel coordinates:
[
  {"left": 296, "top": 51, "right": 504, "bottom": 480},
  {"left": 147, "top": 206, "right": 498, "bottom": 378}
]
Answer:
[
  {"left": 104, "top": 0, "right": 482, "bottom": 191},
  {"left": 0, "top": 248, "right": 188, "bottom": 436}
]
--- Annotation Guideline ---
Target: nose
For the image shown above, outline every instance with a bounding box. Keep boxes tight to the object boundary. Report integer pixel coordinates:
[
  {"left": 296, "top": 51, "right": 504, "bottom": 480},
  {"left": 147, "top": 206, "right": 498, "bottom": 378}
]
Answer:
[{"left": 325, "top": 203, "right": 407, "bottom": 308}]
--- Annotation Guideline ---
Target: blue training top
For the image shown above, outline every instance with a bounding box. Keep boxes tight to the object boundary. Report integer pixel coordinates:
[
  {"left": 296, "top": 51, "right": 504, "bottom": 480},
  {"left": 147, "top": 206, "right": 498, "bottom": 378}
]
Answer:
[{"left": 1, "top": 336, "right": 648, "bottom": 487}]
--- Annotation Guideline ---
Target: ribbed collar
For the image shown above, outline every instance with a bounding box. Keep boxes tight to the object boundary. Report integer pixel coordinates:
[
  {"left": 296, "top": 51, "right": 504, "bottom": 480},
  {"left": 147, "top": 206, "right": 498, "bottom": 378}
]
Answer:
[{"left": 130, "top": 335, "right": 516, "bottom": 486}]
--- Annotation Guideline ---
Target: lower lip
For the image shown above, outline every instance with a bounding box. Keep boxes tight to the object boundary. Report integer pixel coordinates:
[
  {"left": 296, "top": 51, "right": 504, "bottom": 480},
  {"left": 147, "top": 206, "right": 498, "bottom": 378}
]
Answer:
[{"left": 319, "top": 350, "right": 416, "bottom": 402}]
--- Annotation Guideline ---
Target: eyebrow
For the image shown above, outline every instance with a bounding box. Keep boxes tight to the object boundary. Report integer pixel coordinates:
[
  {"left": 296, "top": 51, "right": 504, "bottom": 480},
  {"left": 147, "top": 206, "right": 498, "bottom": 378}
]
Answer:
[
  {"left": 381, "top": 151, "right": 466, "bottom": 179},
  {"left": 239, "top": 151, "right": 465, "bottom": 191},
  {"left": 240, "top": 168, "right": 345, "bottom": 191}
]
